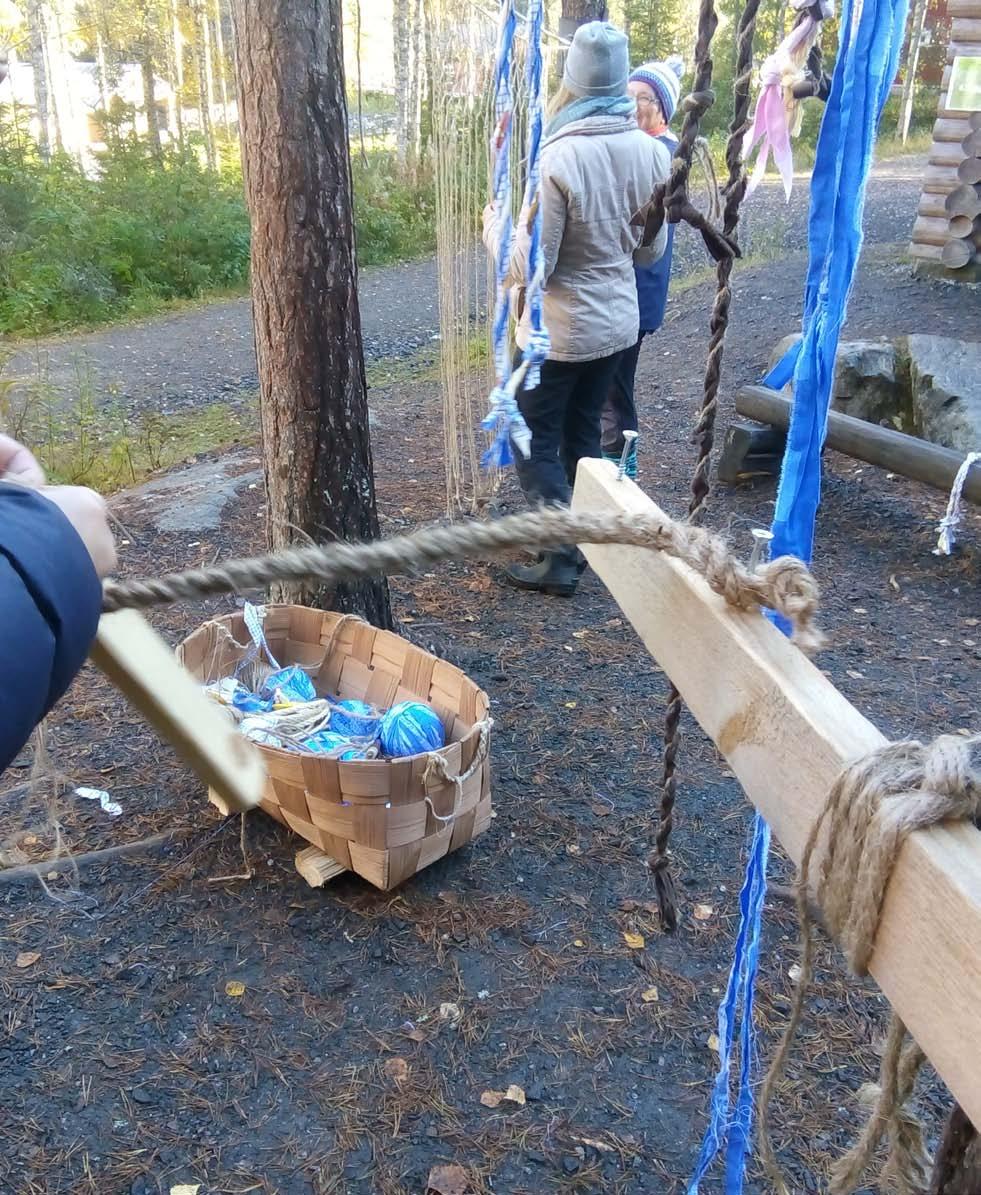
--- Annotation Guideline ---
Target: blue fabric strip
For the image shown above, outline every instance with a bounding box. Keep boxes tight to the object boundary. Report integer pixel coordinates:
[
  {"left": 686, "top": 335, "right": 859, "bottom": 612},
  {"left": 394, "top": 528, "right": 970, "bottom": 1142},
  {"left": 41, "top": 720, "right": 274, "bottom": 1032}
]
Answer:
[{"left": 689, "top": 0, "right": 909, "bottom": 1186}]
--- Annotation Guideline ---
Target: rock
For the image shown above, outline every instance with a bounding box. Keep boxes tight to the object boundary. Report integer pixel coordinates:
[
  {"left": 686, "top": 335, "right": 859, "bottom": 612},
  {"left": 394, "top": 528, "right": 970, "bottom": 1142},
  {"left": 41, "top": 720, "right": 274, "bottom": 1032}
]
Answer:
[
  {"left": 768, "top": 333, "right": 801, "bottom": 380},
  {"left": 561, "top": 1156, "right": 581, "bottom": 1176},
  {"left": 832, "top": 340, "right": 906, "bottom": 429},
  {"left": 906, "top": 335, "right": 981, "bottom": 454}
]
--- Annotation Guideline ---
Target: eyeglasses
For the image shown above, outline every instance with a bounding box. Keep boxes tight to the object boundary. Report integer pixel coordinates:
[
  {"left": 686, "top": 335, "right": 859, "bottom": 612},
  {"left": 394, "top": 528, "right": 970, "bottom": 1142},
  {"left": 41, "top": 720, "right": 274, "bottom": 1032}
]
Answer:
[{"left": 634, "top": 96, "right": 657, "bottom": 108}]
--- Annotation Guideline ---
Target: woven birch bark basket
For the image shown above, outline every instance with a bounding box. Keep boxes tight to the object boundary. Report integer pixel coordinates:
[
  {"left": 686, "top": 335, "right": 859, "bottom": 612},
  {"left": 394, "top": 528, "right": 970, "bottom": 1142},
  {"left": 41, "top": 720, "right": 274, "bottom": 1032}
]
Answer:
[{"left": 177, "top": 605, "right": 492, "bottom": 890}]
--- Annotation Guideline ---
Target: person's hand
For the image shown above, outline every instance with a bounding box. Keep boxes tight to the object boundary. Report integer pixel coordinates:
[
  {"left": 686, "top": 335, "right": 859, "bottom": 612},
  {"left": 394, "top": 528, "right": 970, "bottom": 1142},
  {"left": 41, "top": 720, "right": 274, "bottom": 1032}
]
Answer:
[
  {"left": 41, "top": 485, "right": 117, "bottom": 579},
  {"left": 0, "top": 434, "right": 45, "bottom": 488}
]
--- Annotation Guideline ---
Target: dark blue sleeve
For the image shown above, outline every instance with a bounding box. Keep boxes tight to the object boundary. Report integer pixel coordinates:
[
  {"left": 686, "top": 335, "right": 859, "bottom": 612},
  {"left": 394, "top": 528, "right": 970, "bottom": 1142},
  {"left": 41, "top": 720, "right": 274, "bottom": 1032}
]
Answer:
[{"left": 0, "top": 483, "right": 102, "bottom": 772}]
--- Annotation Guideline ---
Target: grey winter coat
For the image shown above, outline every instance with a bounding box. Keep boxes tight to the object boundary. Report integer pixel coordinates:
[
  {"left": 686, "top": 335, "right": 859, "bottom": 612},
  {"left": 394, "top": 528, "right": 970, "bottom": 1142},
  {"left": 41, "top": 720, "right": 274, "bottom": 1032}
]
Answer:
[{"left": 483, "top": 112, "right": 671, "bottom": 364}]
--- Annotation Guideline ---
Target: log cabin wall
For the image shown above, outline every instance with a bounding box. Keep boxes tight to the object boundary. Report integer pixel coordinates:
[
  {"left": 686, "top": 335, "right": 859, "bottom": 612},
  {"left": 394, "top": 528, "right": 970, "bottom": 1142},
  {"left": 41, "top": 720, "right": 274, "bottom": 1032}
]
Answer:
[{"left": 909, "top": 0, "right": 981, "bottom": 280}]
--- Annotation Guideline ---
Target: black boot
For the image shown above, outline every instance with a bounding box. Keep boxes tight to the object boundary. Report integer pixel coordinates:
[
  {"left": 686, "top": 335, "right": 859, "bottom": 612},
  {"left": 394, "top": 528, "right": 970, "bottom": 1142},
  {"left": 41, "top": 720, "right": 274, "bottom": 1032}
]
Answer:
[{"left": 505, "top": 550, "right": 580, "bottom": 597}]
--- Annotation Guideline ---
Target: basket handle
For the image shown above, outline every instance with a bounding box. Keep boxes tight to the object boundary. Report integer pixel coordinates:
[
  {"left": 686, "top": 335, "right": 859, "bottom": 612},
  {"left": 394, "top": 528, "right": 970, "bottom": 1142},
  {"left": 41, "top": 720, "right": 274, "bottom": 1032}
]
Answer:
[{"left": 422, "top": 718, "right": 493, "bottom": 823}]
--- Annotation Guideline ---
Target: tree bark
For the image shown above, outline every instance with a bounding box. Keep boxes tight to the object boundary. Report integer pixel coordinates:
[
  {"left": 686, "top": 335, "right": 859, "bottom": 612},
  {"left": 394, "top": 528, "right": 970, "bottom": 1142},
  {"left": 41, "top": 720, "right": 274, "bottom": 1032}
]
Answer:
[
  {"left": 559, "top": 0, "right": 608, "bottom": 38},
  {"left": 212, "top": 0, "right": 231, "bottom": 135},
  {"left": 353, "top": 0, "right": 368, "bottom": 165},
  {"left": 229, "top": 0, "right": 393, "bottom": 627},
  {"left": 141, "top": 52, "right": 162, "bottom": 157},
  {"left": 25, "top": 0, "right": 51, "bottom": 159},
  {"left": 930, "top": 1103, "right": 981, "bottom": 1194},
  {"left": 394, "top": 0, "right": 411, "bottom": 168},
  {"left": 170, "top": 0, "right": 186, "bottom": 147},
  {"left": 194, "top": 0, "right": 217, "bottom": 166},
  {"left": 897, "top": 0, "right": 928, "bottom": 142}
]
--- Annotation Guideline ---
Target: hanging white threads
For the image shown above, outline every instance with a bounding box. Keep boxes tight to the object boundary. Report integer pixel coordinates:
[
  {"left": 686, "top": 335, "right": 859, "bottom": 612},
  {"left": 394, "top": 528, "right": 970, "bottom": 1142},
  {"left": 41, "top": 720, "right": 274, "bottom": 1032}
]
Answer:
[{"left": 934, "top": 451, "right": 979, "bottom": 556}]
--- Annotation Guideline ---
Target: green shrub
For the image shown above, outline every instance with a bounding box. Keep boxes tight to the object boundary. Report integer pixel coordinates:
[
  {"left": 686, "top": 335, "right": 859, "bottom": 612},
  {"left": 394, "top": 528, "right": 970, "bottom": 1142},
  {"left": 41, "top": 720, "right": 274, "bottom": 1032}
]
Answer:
[{"left": 0, "top": 135, "right": 435, "bottom": 337}]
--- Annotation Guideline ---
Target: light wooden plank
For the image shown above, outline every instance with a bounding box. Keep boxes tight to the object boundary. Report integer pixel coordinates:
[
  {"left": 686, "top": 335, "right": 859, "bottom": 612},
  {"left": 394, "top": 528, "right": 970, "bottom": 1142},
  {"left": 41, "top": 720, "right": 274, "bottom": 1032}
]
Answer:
[
  {"left": 570, "top": 458, "right": 981, "bottom": 1127},
  {"left": 91, "top": 610, "right": 266, "bottom": 813}
]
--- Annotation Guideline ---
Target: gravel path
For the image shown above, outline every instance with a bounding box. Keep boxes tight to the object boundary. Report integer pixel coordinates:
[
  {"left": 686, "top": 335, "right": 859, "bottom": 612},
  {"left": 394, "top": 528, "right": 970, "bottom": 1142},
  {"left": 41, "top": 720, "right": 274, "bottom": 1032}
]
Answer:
[{"left": 2, "top": 154, "right": 927, "bottom": 415}]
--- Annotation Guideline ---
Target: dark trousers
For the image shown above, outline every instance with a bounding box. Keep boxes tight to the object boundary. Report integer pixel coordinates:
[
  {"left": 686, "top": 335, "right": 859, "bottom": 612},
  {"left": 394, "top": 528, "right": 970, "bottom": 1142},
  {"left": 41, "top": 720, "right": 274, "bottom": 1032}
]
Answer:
[
  {"left": 600, "top": 333, "right": 646, "bottom": 456},
  {"left": 512, "top": 351, "right": 624, "bottom": 508}
]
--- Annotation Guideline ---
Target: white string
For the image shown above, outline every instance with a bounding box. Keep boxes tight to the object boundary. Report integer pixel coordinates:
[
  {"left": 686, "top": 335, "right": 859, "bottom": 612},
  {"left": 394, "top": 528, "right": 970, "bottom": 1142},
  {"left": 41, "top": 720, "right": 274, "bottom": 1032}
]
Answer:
[{"left": 934, "top": 451, "right": 979, "bottom": 557}]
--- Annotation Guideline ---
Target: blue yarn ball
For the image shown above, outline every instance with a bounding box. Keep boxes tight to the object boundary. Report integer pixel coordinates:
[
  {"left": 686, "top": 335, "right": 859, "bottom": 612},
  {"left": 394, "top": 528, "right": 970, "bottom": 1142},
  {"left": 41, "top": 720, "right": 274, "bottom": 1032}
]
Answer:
[
  {"left": 380, "top": 700, "right": 445, "bottom": 758},
  {"left": 330, "top": 699, "right": 382, "bottom": 740},
  {"left": 303, "top": 730, "right": 371, "bottom": 761}
]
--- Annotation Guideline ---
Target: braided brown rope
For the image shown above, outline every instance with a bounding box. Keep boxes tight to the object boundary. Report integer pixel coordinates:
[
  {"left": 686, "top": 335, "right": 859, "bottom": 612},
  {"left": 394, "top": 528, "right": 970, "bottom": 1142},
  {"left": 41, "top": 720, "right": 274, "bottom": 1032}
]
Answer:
[
  {"left": 650, "top": 0, "right": 764, "bottom": 931},
  {"left": 102, "top": 506, "right": 824, "bottom": 650},
  {"left": 758, "top": 733, "right": 981, "bottom": 1195}
]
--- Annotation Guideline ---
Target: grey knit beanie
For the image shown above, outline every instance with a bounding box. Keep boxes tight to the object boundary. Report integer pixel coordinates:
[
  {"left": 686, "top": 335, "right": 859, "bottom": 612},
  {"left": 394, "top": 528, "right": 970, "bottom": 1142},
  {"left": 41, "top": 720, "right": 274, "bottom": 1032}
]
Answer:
[{"left": 562, "top": 22, "right": 630, "bottom": 98}]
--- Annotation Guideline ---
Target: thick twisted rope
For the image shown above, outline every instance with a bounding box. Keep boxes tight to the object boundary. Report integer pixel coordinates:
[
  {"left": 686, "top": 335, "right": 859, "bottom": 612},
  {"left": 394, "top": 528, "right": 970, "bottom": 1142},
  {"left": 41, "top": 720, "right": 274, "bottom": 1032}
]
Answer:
[
  {"left": 101, "top": 506, "right": 823, "bottom": 650},
  {"left": 651, "top": 0, "right": 765, "bottom": 931},
  {"left": 758, "top": 733, "right": 981, "bottom": 1195}
]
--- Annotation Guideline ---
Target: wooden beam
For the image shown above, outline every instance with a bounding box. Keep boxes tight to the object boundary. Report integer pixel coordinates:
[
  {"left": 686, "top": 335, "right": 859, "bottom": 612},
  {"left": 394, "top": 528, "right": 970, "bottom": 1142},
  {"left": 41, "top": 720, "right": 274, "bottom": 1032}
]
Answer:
[
  {"left": 735, "top": 385, "right": 981, "bottom": 505},
  {"left": 570, "top": 457, "right": 981, "bottom": 1128},
  {"left": 90, "top": 611, "right": 266, "bottom": 813}
]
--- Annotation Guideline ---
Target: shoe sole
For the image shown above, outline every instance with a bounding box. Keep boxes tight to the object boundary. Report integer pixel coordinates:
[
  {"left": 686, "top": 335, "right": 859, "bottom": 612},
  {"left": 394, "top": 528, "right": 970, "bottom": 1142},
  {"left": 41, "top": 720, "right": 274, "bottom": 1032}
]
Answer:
[{"left": 504, "top": 574, "right": 578, "bottom": 597}]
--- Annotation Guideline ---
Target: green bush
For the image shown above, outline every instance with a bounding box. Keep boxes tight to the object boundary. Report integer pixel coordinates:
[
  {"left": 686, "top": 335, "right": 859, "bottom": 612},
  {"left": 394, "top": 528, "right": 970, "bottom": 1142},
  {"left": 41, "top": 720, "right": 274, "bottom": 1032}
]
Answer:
[
  {"left": 0, "top": 136, "right": 435, "bottom": 337},
  {"left": 351, "top": 153, "right": 436, "bottom": 266}
]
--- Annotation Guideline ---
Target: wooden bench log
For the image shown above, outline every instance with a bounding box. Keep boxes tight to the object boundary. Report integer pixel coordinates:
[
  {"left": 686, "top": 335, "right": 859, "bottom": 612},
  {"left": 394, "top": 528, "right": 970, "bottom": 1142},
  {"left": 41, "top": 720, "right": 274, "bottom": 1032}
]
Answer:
[
  {"left": 570, "top": 457, "right": 981, "bottom": 1128},
  {"left": 716, "top": 419, "right": 787, "bottom": 483},
  {"left": 945, "top": 184, "right": 981, "bottom": 219},
  {"left": 735, "top": 386, "right": 981, "bottom": 506}
]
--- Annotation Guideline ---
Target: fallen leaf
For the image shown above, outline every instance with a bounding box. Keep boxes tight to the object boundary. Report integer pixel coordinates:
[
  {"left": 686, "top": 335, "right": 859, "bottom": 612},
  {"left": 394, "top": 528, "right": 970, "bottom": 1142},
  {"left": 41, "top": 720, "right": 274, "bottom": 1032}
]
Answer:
[
  {"left": 439, "top": 1002, "right": 462, "bottom": 1027},
  {"left": 564, "top": 701, "right": 578, "bottom": 709},
  {"left": 693, "top": 904, "right": 714, "bottom": 921},
  {"left": 383, "top": 1057, "right": 410, "bottom": 1084},
  {"left": 590, "top": 803, "right": 612, "bottom": 817},
  {"left": 707, "top": 1032, "right": 721, "bottom": 1054},
  {"left": 604, "top": 618, "right": 623, "bottom": 628},
  {"left": 619, "top": 898, "right": 658, "bottom": 916},
  {"left": 22, "top": 834, "right": 38, "bottom": 847},
  {"left": 623, "top": 932, "right": 645, "bottom": 950},
  {"left": 788, "top": 962, "right": 802, "bottom": 983},
  {"left": 571, "top": 629, "right": 589, "bottom": 640},
  {"left": 566, "top": 843, "right": 582, "bottom": 857},
  {"left": 852, "top": 607, "right": 867, "bottom": 614},
  {"left": 427, "top": 1163, "right": 470, "bottom": 1195},
  {"left": 846, "top": 670, "right": 864, "bottom": 680},
  {"left": 573, "top": 939, "right": 586, "bottom": 948},
  {"left": 641, "top": 986, "right": 660, "bottom": 1003},
  {"left": 574, "top": 1135, "right": 615, "bottom": 1153},
  {"left": 15, "top": 952, "right": 41, "bottom": 969},
  {"left": 889, "top": 574, "right": 901, "bottom": 592},
  {"left": 405, "top": 1027, "right": 427, "bottom": 1043},
  {"left": 224, "top": 980, "right": 246, "bottom": 997},
  {"left": 568, "top": 893, "right": 588, "bottom": 909},
  {"left": 170, "top": 1186, "right": 201, "bottom": 1195},
  {"left": 480, "top": 1083, "right": 526, "bottom": 1108}
]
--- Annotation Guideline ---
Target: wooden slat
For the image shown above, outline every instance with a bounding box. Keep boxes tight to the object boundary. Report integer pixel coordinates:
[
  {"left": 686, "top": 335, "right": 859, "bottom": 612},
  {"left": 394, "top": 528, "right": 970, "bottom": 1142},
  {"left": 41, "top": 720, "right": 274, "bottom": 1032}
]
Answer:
[
  {"left": 910, "top": 240, "right": 946, "bottom": 261},
  {"left": 951, "top": 16, "right": 981, "bottom": 39},
  {"left": 570, "top": 458, "right": 981, "bottom": 1128},
  {"left": 91, "top": 611, "right": 266, "bottom": 813},
  {"left": 929, "top": 143, "right": 969, "bottom": 168},
  {"left": 948, "top": 0, "right": 981, "bottom": 18},
  {"left": 933, "top": 117, "right": 973, "bottom": 142}
]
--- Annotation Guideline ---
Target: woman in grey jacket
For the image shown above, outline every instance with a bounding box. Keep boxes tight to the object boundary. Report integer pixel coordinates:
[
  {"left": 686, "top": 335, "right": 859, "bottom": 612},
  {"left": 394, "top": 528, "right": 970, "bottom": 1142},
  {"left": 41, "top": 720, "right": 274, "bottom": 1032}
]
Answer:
[{"left": 483, "top": 21, "right": 670, "bottom": 596}]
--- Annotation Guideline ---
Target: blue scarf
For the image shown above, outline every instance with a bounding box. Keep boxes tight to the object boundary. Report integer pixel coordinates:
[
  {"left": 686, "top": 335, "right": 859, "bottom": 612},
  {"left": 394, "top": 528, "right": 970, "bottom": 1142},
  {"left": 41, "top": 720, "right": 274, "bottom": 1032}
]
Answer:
[{"left": 545, "top": 94, "right": 635, "bottom": 138}]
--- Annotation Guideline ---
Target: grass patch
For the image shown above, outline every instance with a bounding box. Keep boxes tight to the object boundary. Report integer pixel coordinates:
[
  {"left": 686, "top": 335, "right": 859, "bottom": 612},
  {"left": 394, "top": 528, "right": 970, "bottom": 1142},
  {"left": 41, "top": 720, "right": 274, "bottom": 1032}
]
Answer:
[{"left": 1, "top": 351, "right": 257, "bottom": 492}]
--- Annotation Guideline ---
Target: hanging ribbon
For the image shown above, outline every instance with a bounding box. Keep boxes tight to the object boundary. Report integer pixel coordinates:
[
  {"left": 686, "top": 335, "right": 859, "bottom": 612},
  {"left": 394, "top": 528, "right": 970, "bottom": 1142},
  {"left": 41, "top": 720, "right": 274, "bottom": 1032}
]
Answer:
[
  {"left": 689, "top": 0, "right": 910, "bottom": 1187},
  {"left": 743, "top": 0, "right": 834, "bottom": 199}
]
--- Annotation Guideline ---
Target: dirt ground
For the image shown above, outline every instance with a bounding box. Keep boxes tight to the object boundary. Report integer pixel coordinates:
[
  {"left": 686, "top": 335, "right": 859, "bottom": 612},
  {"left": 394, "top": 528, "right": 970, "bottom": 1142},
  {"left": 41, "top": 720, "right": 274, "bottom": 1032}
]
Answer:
[{"left": 0, "top": 245, "right": 978, "bottom": 1195}]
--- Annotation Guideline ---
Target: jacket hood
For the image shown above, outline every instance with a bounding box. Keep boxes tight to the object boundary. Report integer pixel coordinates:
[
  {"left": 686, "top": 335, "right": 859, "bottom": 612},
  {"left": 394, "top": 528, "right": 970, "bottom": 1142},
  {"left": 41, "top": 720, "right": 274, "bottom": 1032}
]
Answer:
[{"left": 542, "top": 112, "right": 639, "bottom": 149}]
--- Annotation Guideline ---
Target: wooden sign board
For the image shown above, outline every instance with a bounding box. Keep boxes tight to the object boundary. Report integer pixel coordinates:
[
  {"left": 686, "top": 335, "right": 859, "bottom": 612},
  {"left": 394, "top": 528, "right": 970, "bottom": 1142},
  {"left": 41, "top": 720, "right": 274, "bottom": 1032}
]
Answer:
[
  {"left": 91, "top": 610, "right": 265, "bottom": 814},
  {"left": 571, "top": 458, "right": 981, "bottom": 1126}
]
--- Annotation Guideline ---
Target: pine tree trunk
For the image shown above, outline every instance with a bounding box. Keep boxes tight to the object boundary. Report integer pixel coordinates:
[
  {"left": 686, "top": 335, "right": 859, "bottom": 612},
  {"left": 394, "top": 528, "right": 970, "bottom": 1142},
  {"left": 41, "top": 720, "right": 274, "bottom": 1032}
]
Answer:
[
  {"left": 194, "top": 0, "right": 217, "bottom": 167},
  {"left": 229, "top": 0, "right": 393, "bottom": 626},
  {"left": 394, "top": 0, "right": 411, "bottom": 168},
  {"left": 559, "top": 0, "right": 608, "bottom": 38},
  {"left": 212, "top": 0, "right": 231, "bottom": 135},
  {"left": 170, "top": 0, "right": 186, "bottom": 147},
  {"left": 41, "top": 14, "right": 63, "bottom": 151},
  {"left": 25, "top": 0, "right": 51, "bottom": 159},
  {"left": 354, "top": 0, "right": 367, "bottom": 164},
  {"left": 897, "top": 0, "right": 928, "bottom": 142},
  {"left": 50, "top": 1, "right": 79, "bottom": 157},
  {"left": 142, "top": 53, "right": 162, "bottom": 157}
]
